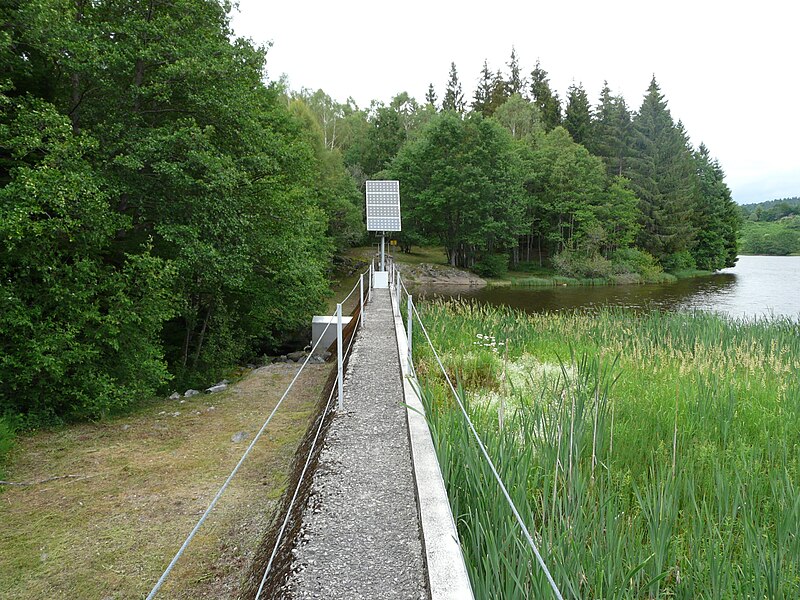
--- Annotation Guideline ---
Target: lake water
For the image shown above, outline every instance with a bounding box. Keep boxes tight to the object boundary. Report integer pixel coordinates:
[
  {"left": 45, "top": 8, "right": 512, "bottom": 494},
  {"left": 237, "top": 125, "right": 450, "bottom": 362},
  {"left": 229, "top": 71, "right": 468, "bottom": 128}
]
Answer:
[{"left": 413, "top": 255, "right": 800, "bottom": 320}]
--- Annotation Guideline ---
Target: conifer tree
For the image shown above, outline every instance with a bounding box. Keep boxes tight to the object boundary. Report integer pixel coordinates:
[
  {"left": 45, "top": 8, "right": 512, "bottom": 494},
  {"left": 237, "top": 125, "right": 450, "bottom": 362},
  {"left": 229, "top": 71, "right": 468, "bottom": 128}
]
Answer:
[
  {"left": 564, "top": 82, "right": 591, "bottom": 145},
  {"left": 425, "top": 83, "right": 437, "bottom": 108},
  {"left": 691, "top": 144, "right": 740, "bottom": 269},
  {"left": 589, "top": 83, "right": 634, "bottom": 178},
  {"left": 486, "top": 70, "right": 509, "bottom": 116},
  {"left": 506, "top": 47, "right": 524, "bottom": 96},
  {"left": 530, "top": 60, "right": 561, "bottom": 130},
  {"left": 472, "top": 60, "right": 493, "bottom": 116},
  {"left": 629, "top": 77, "right": 696, "bottom": 263},
  {"left": 442, "top": 62, "right": 466, "bottom": 114}
]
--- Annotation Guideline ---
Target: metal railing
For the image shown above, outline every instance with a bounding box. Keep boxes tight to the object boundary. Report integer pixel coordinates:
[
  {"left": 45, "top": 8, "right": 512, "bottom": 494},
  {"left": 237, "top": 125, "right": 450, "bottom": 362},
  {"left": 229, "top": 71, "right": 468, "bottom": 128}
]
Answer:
[
  {"left": 392, "top": 266, "right": 564, "bottom": 600},
  {"left": 146, "top": 267, "right": 371, "bottom": 599}
]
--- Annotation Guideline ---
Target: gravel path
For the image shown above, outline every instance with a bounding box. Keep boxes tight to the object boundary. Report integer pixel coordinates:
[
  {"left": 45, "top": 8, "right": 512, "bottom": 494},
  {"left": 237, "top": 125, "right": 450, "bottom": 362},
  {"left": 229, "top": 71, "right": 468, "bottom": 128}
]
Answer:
[{"left": 282, "top": 288, "right": 428, "bottom": 599}]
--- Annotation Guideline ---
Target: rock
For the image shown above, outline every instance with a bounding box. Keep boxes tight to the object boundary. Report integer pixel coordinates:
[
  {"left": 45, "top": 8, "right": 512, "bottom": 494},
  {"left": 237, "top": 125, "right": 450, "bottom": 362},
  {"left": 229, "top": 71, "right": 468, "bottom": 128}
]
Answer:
[
  {"left": 310, "top": 355, "right": 326, "bottom": 364},
  {"left": 121, "top": 424, "right": 131, "bottom": 431},
  {"left": 169, "top": 392, "right": 181, "bottom": 400},
  {"left": 205, "top": 383, "right": 227, "bottom": 394},
  {"left": 231, "top": 431, "right": 250, "bottom": 443},
  {"left": 184, "top": 389, "right": 200, "bottom": 398},
  {"left": 287, "top": 351, "right": 306, "bottom": 362},
  {"left": 277, "top": 355, "right": 288, "bottom": 363}
]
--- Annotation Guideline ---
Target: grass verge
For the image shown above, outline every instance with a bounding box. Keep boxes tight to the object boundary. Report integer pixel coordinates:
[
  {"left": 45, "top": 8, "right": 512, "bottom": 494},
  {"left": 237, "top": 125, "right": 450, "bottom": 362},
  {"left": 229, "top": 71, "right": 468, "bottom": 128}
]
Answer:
[{"left": 0, "top": 362, "right": 330, "bottom": 599}]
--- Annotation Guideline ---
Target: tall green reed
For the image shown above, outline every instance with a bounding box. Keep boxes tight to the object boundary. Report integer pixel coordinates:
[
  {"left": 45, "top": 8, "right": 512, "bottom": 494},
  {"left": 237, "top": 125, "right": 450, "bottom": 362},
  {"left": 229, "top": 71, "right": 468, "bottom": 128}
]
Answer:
[{"left": 415, "top": 299, "right": 800, "bottom": 598}]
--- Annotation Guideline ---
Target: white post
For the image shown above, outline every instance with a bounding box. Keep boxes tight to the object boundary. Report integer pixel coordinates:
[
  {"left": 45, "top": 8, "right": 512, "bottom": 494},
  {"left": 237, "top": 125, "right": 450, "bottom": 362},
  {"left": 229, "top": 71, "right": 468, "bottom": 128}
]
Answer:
[
  {"left": 359, "top": 273, "right": 364, "bottom": 328},
  {"left": 395, "top": 267, "right": 401, "bottom": 312},
  {"left": 407, "top": 294, "right": 413, "bottom": 365},
  {"left": 336, "top": 303, "right": 343, "bottom": 411},
  {"left": 380, "top": 234, "right": 385, "bottom": 271}
]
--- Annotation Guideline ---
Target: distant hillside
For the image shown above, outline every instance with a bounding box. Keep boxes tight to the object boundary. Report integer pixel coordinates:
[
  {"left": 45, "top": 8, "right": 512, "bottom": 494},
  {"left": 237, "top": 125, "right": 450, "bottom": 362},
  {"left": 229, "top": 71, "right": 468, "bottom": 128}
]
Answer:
[{"left": 740, "top": 196, "right": 800, "bottom": 221}]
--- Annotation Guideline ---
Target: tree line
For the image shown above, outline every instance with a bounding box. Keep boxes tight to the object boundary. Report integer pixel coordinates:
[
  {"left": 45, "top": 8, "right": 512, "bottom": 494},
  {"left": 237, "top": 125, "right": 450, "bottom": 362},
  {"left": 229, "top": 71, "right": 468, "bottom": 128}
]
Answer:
[
  {"left": 1, "top": 0, "right": 363, "bottom": 423},
  {"left": 300, "top": 51, "right": 740, "bottom": 278},
  {"left": 1, "top": 2, "right": 741, "bottom": 425}
]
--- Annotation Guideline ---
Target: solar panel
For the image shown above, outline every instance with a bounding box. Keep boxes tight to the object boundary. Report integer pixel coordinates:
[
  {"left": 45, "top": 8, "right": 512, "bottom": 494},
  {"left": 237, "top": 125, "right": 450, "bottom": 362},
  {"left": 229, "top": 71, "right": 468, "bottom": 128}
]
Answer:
[{"left": 366, "top": 180, "right": 401, "bottom": 232}]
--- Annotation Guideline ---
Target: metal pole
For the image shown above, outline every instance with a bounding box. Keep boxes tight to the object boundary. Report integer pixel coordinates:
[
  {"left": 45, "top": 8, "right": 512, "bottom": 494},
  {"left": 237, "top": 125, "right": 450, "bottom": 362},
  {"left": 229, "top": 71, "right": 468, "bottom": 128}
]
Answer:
[
  {"left": 395, "top": 267, "right": 400, "bottom": 311},
  {"left": 359, "top": 273, "right": 364, "bottom": 328},
  {"left": 336, "top": 303, "right": 343, "bottom": 410},
  {"left": 407, "top": 294, "right": 413, "bottom": 365},
  {"left": 381, "top": 234, "right": 385, "bottom": 271}
]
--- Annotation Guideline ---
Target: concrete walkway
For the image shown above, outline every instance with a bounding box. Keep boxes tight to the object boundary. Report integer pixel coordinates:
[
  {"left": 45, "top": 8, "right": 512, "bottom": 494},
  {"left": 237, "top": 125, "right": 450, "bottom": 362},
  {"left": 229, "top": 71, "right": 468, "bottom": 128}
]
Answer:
[{"left": 282, "top": 288, "right": 427, "bottom": 599}]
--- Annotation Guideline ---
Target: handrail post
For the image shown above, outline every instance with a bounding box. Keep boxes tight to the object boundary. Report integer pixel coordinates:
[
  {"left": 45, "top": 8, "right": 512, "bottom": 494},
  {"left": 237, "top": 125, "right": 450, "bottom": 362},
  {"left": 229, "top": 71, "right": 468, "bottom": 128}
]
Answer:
[
  {"left": 336, "top": 303, "right": 343, "bottom": 411},
  {"left": 407, "top": 294, "right": 413, "bottom": 365},
  {"left": 395, "top": 268, "right": 401, "bottom": 313},
  {"left": 359, "top": 273, "right": 364, "bottom": 328}
]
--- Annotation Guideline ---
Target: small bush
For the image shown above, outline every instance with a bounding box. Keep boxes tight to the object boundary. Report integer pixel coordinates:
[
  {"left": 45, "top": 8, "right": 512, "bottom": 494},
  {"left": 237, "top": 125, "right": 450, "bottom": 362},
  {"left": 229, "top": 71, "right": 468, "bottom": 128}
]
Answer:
[
  {"left": 473, "top": 254, "right": 509, "bottom": 278},
  {"left": 552, "top": 250, "right": 612, "bottom": 279},
  {"left": 662, "top": 250, "right": 697, "bottom": 272},
  {"left": 611, "top": 248, "right": 663, "bottom": 279}
]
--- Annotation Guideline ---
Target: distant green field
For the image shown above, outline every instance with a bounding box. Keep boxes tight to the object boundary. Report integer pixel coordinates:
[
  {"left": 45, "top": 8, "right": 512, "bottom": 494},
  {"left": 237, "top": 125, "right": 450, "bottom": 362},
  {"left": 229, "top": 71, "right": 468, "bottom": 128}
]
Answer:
[{"left": 739, "top": 218, "right": 800, "bottom": 255}]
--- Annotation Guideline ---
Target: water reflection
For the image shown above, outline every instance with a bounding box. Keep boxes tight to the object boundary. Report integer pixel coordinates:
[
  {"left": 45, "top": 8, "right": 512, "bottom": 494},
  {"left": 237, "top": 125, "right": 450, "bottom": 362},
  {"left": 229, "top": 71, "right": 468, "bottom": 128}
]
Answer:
[{"left": 412, "top": 256, "right": 800, "bottom": 320}]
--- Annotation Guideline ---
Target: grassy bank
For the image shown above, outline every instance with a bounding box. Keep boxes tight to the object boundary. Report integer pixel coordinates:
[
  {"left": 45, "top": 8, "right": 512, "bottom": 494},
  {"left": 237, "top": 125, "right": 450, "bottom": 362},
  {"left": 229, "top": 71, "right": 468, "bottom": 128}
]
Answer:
[
  {"left": 414, "top": 301, "right": 800, "bottom": 598},
  {"left": 344, "top": 245, "right": 716, "bottom": 288},
  {"left": 0, "top": 363, "right": 328, "bottom": 599}
]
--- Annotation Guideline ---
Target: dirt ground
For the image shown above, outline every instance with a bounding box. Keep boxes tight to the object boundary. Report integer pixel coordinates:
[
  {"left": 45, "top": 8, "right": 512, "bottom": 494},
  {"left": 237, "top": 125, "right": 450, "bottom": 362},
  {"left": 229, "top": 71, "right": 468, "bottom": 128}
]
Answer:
[{"left": 0, "top": 362, "right": 330, "bottom": 599}]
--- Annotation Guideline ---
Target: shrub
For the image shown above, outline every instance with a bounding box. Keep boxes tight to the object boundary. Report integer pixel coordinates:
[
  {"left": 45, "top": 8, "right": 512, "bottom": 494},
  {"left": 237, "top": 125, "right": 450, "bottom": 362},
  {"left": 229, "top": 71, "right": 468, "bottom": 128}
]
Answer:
[
  {"left": 552, "top": 250, "right": 612, "bottom": 279},
  {"left": 473, "top": 254, "right": 509, "bottom": 278},
  {"left": 611, "top": 248, "right": 663, "bottom": 279},
  {"left": 662, "top": 250, "right": 697, "bottom": 272}
]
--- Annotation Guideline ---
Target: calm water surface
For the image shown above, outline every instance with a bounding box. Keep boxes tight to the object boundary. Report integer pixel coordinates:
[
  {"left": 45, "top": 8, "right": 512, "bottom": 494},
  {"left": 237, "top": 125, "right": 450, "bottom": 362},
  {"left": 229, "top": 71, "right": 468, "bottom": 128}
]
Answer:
[{"left": 414, "top": 255, "right": 800, "bottom": 320}]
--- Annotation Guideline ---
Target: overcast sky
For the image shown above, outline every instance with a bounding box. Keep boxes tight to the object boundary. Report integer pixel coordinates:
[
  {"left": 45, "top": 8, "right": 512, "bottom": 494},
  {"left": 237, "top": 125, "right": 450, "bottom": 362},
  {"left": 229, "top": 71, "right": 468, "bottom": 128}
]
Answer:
[{"left": 230, "top": 0, "right": 799, "bottom": 205}]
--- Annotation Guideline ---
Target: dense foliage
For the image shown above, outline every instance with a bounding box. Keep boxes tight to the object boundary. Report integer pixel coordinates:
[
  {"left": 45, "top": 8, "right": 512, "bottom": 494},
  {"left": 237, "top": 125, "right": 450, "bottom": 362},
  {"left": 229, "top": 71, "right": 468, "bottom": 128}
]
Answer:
[
  {"left": 2, "top": 10, "right": 744, "bottom": 427},
  {"left": 307, "top": 54, "right": 740, "bottom": 275},
  {"left": 1, "top": 0, "right": 362, "bottom": 423}
]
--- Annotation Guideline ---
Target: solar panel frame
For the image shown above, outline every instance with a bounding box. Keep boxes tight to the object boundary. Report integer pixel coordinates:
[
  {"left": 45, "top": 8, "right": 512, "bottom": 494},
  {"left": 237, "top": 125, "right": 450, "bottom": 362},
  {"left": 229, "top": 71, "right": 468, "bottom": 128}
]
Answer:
[{"left": 365, "top": 180, "right": 401, "bottom": 232}]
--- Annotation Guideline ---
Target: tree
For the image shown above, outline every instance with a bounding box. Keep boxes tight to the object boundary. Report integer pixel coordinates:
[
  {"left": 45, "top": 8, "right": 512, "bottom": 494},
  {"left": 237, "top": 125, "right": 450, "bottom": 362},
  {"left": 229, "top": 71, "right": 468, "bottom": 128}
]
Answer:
[
  {"left": 564, "top": 82, "right": 591, "bottom": 145},
  {"left": 492, "top": 94, "right": 541, "bottom": 140},
  {"left": 472, "top": 59, "right": 493, "bottom": 116},
  {"left": 530, "top": 60, "right": 561, "bottom": 130},
  {"left": 506, "top": 47, "right": 524, "bottom": 96},
  {"left": 629, "top": 77, "right": 697, "bottom": 263},
  {"left": 588, "top": 83, "right": 635, "bottom": 178},
  {"left": 515, "top": 127, "right": 612, "bottom": 262},
  {"left": 486, "top": 70, "right": 509, "bottom": 116},
  {"left": 2, "top": 0, "right": 335, "bottom": 411},
  {"left": 389, "top": 113, "right": 527, "bottom": 267},
  {"left": 442, "top": 62, "right": 466, "bottom": 114},
  {"left": 344, "top": 98, "right": 410, "bottom": 178},
  {"left": 299, "top": 89, "right": 344, "bottom": 150},
  {"left": 289, "top": 98, "right": 364, "bottom": 251},
  {"left": 425, "top": 83, "right": 437, "bottom": 108},
  {"left": 0, "top": 92, "right": 175, "bottom": 420},
  {"left": 691, "top": 144, "right": 740, "bottom": 269}
]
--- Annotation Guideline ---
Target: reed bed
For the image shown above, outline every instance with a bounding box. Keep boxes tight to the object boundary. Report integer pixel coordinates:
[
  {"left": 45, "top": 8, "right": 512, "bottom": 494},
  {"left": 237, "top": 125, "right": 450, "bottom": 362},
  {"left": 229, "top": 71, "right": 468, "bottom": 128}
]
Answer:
[{"left": 414, "top": 300, "right": 800, "bottom": 598}]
